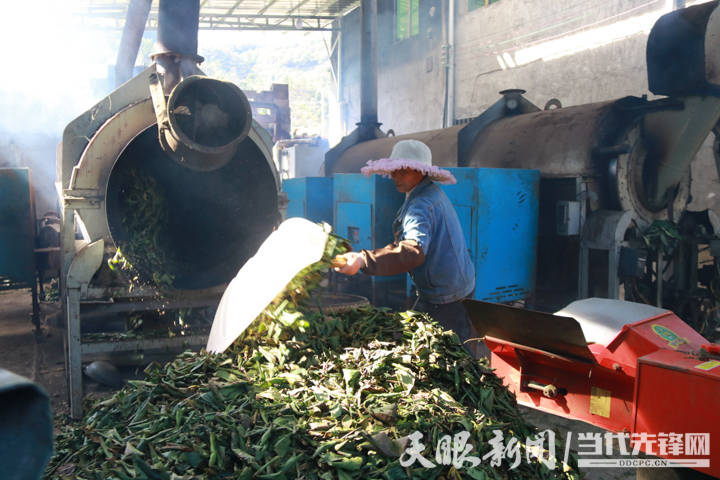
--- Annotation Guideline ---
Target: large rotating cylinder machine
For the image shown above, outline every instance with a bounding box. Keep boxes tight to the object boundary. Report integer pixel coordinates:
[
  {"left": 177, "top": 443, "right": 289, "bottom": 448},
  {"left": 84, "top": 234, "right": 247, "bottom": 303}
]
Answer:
[
  {"left": 58, "top": 0, "right": 281, "bottom": 418},
  {"left": 325, "top": 1, "right": 720, "bottom": 317}
]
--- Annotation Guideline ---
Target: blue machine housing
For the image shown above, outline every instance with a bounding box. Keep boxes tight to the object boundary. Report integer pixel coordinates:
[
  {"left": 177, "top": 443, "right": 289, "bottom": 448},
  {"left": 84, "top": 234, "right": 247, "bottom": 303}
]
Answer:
[
  {"left": 282, "top": 177, "right": 334, "bottom": 224},
  {"left": 286, "top": 169, "right": 539, "bottom": 307},
  {"left": 332, "top": 173, "right": 405, "bottom": 308},
  {"left": 442, "top": 167, "right": 540, "bottom": 303},
  {"left": 333, "top": 174, "right": 403, "bottom": 250}
]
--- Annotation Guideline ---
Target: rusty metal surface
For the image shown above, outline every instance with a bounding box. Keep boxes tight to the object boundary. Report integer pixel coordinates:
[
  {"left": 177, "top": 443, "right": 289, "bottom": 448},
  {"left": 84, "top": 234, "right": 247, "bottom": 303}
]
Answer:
[
  {"left": 466, "top": 101, "right": 617, "bottom": 177},
  {"left": 161, "top": 76, "right": 253, "bottom": 171},
  {"left": 64, "top": 73, "right": 280, "bottom": 292},
  {"left": 462, "top": 299, "right": 597, "bottom": 363},
  {"left": 330, "top": 125, "right": 464, "bottom": 174},
  {"left": 331, "top": 101, "right": 617, "bottom": 179}
]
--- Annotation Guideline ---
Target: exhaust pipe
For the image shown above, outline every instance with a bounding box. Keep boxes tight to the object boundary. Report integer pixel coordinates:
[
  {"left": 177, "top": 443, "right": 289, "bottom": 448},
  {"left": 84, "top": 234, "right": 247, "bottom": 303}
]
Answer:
[
  {"left": 149, "top": 0, "right": 253, "bottom": 171},
  {"left": 151, "top": 74, "right": 253, "bottom": 171}
]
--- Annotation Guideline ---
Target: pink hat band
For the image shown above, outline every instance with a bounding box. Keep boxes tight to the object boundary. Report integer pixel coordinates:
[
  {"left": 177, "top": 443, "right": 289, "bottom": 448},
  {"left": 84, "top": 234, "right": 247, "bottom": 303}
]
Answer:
[{"left": 360, "top": 158, "right": 457, "bottom": 185}]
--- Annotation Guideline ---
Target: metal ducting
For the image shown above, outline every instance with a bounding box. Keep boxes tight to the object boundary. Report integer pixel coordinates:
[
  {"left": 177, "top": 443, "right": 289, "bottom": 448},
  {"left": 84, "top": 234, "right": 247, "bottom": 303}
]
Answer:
[{"left": 151, "top": 75, "right": 254, "bottom": 171}]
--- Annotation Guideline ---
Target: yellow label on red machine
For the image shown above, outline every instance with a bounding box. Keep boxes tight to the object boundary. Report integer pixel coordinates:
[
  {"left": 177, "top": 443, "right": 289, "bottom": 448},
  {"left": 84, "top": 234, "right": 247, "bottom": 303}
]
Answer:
[
  {"left": 695, "top": 360, "right": 720, "bottom": 371},
  {"left": 651, "top": 324, "right": 688, "bottom": 349},
  {"left": 589, "top": 386, "right": 611, "bottom": 418}
]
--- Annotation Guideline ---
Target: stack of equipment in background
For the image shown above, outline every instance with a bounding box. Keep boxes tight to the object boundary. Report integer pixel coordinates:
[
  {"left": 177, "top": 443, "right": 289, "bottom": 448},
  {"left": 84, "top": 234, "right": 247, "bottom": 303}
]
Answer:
[{"left": 282, "top": 167, "right": 540, "bottom": 309}]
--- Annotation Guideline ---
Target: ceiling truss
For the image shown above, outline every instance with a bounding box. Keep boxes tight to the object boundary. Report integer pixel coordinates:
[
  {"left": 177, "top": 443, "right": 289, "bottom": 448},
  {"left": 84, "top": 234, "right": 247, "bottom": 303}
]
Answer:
[{"left": 73, "top": 0, "right": 358, "bottom": 31}]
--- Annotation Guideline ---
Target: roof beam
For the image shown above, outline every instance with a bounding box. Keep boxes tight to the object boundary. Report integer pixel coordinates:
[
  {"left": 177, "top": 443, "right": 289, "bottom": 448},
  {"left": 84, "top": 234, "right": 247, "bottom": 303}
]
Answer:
[
  {"left": 287, "top": 0, "right": 313, "bottom": 15},
  {"left": 257, "top": 0, "right": 281, "bottom": 15},
  {"left": 225, "top": 0, "right": 245, "bottom": 15}
]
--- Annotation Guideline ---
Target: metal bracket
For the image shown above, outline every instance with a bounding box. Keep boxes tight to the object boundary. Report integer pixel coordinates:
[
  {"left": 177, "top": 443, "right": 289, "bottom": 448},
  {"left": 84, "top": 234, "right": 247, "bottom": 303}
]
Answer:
[
  {"left": 67, "top": 239, "right": 104, "bottom": 297},
  {"left": 149, "top": 72, "right": 171, "bottom": 151},
  {"left": 579, "top": 210, "right": 633, "bottom": 299},
  {"left": 62, "top": 189, "right": 102, "bottom": 209}
]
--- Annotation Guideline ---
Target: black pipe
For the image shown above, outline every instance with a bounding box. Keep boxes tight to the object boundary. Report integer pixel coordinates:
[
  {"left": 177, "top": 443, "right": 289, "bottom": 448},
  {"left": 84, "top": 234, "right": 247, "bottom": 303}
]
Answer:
[
  {"left": 359, "top": 0, "right": 380, "bottom": 134},
  {"left": 156, "top": 0, "right": 200, "bottom": 58},
  {"left": 115, "top": 0, "right": 152, "bottom": 87},
  {"left": 322, "top": 0, "right": 384, "bottom": 176}
]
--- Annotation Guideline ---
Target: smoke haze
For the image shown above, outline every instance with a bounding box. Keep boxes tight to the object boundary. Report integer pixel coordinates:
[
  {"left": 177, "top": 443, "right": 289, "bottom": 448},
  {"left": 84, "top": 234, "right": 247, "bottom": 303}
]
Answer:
[{"left": 0, "top": 1, "right": 123, "bottom": 213}]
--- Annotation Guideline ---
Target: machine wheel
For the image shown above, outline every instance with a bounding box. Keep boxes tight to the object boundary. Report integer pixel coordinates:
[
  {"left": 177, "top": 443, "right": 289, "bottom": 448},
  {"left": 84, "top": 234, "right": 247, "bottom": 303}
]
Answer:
[{"left": 613, "top": 123, "right": 691, "bottom": 226}]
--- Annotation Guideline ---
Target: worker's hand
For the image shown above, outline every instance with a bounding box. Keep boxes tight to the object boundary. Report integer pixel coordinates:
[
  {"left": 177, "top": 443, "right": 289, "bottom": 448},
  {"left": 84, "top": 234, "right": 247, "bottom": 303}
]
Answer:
[{"left": 333, "top": 252, "right": 366, "bottom": 275}]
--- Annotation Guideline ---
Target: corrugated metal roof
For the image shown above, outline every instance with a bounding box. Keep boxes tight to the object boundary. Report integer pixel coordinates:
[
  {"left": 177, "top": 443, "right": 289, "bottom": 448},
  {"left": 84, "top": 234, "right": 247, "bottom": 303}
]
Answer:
[{"left": 73, "top": 0, "right": 358, "bottom": 31}]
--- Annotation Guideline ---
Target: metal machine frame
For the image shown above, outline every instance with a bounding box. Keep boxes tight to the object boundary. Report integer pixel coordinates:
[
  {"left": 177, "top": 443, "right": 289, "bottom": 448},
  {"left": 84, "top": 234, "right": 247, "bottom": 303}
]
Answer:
[
  {"left": 466, "top": 298, "right": 720, "bottom": 478},
  {"left": 58, "top": 64, "right": 280, "bottom": 418}
]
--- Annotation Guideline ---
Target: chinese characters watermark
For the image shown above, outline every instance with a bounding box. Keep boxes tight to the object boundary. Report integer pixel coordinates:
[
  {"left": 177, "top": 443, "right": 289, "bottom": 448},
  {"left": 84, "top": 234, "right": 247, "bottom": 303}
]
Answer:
[{"left": 398, "top": 429, "right": 710, "bottom": 470}]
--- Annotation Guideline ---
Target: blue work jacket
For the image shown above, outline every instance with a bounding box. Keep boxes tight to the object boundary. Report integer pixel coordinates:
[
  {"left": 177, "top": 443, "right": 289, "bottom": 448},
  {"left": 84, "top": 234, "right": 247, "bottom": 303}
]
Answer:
[{"left": 394, "top": 177, "right": 475, "bottom": 304}]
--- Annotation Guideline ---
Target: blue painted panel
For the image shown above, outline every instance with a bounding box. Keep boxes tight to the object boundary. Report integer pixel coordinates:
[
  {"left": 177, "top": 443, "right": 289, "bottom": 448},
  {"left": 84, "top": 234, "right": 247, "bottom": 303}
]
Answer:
[
  {"left": 332, "top": 174, "right": 403, "bottom": 249},
  {"left": 282, "top": 177, "right": 333, "bottom": 224},
  {"left": 336, "top": 202, "right": 372, "bottom": 251},
  {"left": 282, "top": 178, "right": 304, "bottom": 219},
  {"left": 372, "top": 177, "right": 404, "bottom": 248},
  {"left": 453, "top": 205, "right": 473, "bottom": 259},
  {"left": 445, "top": 167, "right": 540, "bottom": 303},
  {"left": 307, "top": 179, "right": 333, "bottom": 224},
  {"left": 442, "top": 169, "right": 478, "bottom": 207},
  {"left": 332, "top": 173, "right": 406, "bottom": 309},
  {"left": 332, "top": 174, "right": 372, "bottom": 205},
  {"left": 0, "top": 168, "right": 35, "bottom": 284}
]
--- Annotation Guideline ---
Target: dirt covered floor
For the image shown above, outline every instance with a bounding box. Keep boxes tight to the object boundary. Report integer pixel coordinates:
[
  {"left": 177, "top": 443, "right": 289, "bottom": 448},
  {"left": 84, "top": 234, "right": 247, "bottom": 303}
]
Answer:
[
  {"left": 0, "top": 289, "right": 68, "bottom": 419},
  {"left": 0, "top": 288, "right": 640, "bottom": 479}
]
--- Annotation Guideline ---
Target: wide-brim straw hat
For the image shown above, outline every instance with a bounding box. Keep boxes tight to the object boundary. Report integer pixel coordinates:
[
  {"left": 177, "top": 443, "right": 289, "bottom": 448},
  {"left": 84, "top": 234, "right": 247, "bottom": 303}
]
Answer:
[{"left": 360, "top": 139, "right": 457, "bottom": 185}]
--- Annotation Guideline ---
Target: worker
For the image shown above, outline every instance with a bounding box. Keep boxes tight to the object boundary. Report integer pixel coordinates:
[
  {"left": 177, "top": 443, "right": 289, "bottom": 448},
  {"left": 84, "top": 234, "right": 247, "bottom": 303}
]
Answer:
[{"left": 334, "top": 139, "right": 476, "bottom": 346}]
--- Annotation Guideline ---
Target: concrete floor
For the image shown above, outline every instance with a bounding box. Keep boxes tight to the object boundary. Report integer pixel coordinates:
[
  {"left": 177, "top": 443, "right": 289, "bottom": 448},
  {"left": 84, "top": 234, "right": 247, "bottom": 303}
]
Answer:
[{"left": 0, "top": 288, "right": 645, "bottom": 479}]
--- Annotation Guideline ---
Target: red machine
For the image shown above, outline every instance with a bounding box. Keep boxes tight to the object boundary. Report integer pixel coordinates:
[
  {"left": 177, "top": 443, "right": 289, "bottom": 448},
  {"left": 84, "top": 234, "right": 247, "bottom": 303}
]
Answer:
[{"left": 465, "top": 298, "right": 720, "bottom": 477}]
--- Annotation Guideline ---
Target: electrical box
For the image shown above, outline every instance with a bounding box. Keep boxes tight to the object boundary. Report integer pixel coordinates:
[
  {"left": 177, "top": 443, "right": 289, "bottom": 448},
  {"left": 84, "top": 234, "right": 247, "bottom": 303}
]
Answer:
[
  {"left": 332, "top": 174, "right": 405, "bottom": 308},
  {"left": 0, "top": 168, "right": 36, "bottom": 289},
  {"left": 282, "top": 177, "right": 333, "bottom": 225}
]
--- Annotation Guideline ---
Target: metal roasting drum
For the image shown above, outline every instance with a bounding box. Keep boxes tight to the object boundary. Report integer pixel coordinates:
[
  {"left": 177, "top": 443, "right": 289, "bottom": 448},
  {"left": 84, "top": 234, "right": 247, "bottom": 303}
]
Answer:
[
  {"left": 58, "top": 0, "right": 282, "bottom": 418},
  {"left": 60, "top": 1, "right": 281, "bottom": 293}
]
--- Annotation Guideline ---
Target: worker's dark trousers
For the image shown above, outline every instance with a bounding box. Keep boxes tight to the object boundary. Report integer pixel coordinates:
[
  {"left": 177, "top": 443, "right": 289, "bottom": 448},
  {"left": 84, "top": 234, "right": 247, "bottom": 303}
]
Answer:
[{"left": 414, "top": 298, "right": 490, "bottom": 359}]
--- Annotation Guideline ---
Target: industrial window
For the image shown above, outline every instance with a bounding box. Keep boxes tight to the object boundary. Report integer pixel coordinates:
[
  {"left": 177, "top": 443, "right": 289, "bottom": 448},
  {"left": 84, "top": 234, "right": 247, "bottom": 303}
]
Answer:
[
  {"left": 395, "top": 0, "right": 419, "bottom": 40},
  {"left": 468, "top": 0, "right": 500, "bottom": 12}
]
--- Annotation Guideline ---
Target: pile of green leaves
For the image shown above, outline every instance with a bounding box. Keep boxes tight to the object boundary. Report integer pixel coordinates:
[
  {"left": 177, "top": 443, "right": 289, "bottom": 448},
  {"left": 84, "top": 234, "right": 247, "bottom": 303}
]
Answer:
[
  {"left": 109, "top": 169, "right": 175, "bottom": 290},
  {"left": 43, "top": 280, "right": 60, "bottom": 302},
  {"left": 640, "top": 220, "right": 681, "bottom": 255},
  {"left": 47, "top": 235, "right": 577, "bottom": 480}
]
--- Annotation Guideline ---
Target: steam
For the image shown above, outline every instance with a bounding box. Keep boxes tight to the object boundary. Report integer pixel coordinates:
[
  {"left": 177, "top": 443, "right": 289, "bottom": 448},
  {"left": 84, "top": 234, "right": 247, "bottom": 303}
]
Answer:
[{"left": 0, "top": 1, "right": 122, "bottom": 213}]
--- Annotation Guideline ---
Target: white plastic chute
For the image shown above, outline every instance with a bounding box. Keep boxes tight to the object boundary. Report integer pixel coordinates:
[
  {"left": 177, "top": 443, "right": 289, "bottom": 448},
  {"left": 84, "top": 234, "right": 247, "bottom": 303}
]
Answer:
[{"left": 206, "top": 218, "right": 330, "bottom": 353}]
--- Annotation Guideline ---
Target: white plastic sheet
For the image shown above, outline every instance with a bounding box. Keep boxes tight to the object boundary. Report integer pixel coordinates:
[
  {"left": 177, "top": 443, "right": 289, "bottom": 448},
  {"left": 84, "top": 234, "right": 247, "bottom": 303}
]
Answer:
[{"left": 206, "top": 218, "right": 329, "bottom": 353}]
